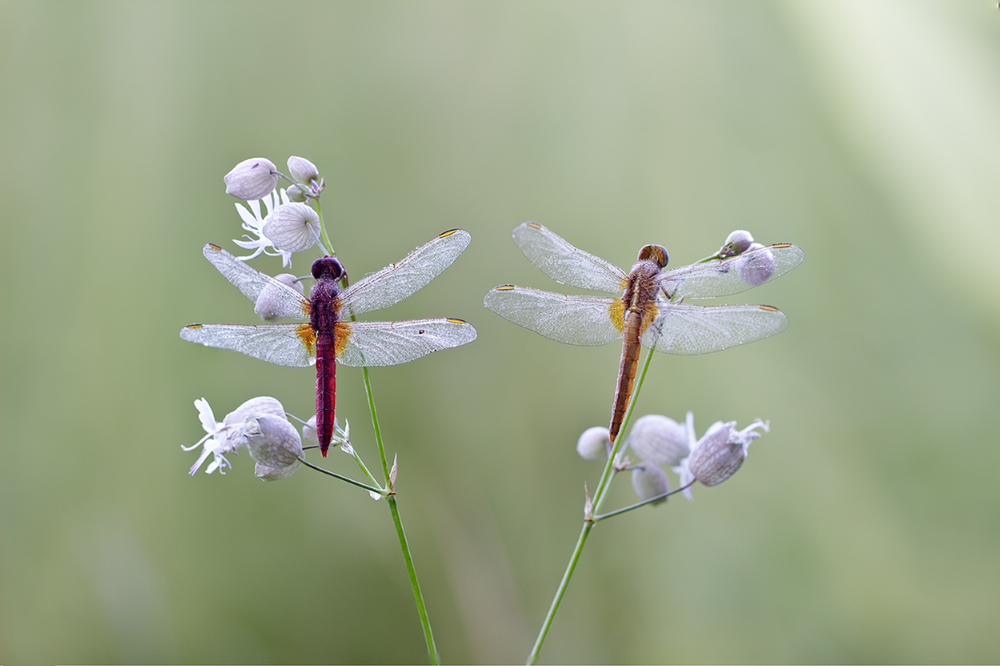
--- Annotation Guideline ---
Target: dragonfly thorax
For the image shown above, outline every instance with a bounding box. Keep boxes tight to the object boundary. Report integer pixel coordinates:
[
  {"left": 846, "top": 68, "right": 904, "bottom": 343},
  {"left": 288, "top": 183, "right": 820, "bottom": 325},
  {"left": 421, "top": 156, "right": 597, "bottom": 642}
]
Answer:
[{"left": 311, "top": 256, "right": 345, "bottom": 281}]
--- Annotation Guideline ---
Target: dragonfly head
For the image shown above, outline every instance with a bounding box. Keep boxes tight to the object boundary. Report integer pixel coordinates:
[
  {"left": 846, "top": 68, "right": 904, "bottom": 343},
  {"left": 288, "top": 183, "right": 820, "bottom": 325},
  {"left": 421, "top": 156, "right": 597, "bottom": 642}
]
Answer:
[
  {"left": 311, "top": 256, "right": 345, "bottom": 281},
  {"left": 638, "top": 244, "right": 669, "bottom": 268}
]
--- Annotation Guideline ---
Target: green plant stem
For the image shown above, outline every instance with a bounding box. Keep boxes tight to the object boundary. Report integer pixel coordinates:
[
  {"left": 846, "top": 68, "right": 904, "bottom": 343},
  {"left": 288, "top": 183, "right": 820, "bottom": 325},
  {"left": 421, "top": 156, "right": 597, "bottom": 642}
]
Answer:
[
  {"left": 526, "top": 522, "right": 592, "bottom": 664},
  {"left": 362, "top": 367, "right": 440, "bottom": 665},
  {"left": 298, "top": 457, "right": 382, "bottom": 494},
  {"left": 592, "top": 481, "right": 696, "bottom": 522},
  {"left": 314, "top": 198, "right": 334, "bottom": 256},
  {"left": 527, "top": 347, "right": 657, "bottom": 665}
]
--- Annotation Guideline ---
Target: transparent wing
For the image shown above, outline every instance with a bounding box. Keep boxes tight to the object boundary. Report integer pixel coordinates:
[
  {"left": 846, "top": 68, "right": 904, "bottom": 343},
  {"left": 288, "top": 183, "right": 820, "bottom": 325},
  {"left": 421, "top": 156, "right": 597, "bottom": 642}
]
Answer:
[
  {"left": 658, "top": 243, "right": 805, "bottom": 300},
  {"left": 483, "top": 285, "right": 622, "bottom": 346},
  {"left": 512, "top": 222, "right": 627, "bottom": 293},
  {"left": 640, "top": 303, "right": 788, "bottom": 355},
  {"left": 335, "top": 318, "right": 477, "bottom": 367},
  {"left": 201, "top": 243, "right": 309, "bottom": 319},
  {"left": 338, "top": 229, "right": 472, "bottom": 317},
  {"left": 180, "top": 323, "right": 314, "bottom": 367}
]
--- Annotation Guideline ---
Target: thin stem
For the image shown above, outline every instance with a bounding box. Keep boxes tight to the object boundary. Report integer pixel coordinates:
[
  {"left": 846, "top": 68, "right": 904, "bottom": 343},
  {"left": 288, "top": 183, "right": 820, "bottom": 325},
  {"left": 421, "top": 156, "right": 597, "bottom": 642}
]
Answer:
[
  {"left": 527, "top": 347, "right": 656, "bottom": 664},
  {"left": 298, "top": 457, "right": 383, "bottom": 494},
  {"left": 361, "top": 367, "right": 439, "bottom": 665},
  {"left": 314, "top": 199, "right": 335, "bottom": 257},
  {"left": 388, "top": 495, "right": 439, "bottom": 664},
  {"left": 592, "top": 481, "right": 696, "bottom": 522},
  {"left": 362, "top": 367, "right": 392, "bottom": 482},
  {"left": 346, "top": 442, "right": 382, "bottom": 489},
  {"left": 526, "top": 522, "right": 593, "bottom": 665}
]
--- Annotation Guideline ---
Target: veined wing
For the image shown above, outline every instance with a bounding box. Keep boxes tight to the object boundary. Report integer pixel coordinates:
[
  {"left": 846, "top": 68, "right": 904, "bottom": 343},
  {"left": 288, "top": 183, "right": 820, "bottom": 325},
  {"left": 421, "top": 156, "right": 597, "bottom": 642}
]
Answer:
[
  {"left": 335, "top": 318, "right": 477, "bottom": 367},
  {"left": 658, "top": 243, "right": 804, "bottom": 300},
  {"left": 202, "top": 243, "right": 310, "bottom": 319},
  {"left": 338, "top": 229, "right": 471, "bottom": 317},
  {"left": 512, "top": 222, "right": 626, "bottom": 294},
  {"left": 640, "top": 302, "right": 788, "bottom": 355},
  {"left": 483, "top": 285, "right": 622, "bottom": 346},
  {"left": 180, "top": 323, "right": 314, "bottom": 367}
]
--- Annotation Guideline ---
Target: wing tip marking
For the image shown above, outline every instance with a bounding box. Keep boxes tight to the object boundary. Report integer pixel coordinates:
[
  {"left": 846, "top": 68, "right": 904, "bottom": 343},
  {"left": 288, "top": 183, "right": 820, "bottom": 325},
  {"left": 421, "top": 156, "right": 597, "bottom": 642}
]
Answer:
[
  {"left": 759, "top": 304, "right": 782, "bottom": 312},
  {"left": 494, "top": 284, "right": 516, "bottom": 291}
]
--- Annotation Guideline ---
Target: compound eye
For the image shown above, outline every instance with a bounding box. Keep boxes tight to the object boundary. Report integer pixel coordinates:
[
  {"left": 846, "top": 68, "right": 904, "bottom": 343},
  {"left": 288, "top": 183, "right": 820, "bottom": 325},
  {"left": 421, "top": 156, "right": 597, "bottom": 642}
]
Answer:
[
  {"left": 637, "top": 244, "right": 668, "bottom": 268},
  {"left": 311, "top": 256, "right": 345, "bottom": 280}
]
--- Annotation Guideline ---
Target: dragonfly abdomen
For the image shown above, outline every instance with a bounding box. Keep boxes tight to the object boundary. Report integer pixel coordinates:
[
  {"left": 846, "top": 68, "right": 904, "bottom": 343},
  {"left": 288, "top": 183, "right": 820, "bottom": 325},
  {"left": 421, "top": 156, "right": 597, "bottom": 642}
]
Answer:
[
  {"left": 610, "top": 308, "right": 644, "bottom": 443},
  {"left": 314, "top": 334, "right": 337, "bottom": 455}
]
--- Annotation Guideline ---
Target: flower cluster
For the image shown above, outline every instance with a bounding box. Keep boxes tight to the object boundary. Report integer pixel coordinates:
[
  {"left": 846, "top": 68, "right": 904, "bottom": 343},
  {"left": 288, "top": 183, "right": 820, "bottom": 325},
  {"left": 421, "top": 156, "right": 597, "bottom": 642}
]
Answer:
[
  {"left": 577, "top": 411, "right": 769, "bottom": 503},
  {"left": 183, "top": 396, "right": 305, "bottom": 481},
  {"left": 224, "top": 155, "right": 329, "bottom": 266}
]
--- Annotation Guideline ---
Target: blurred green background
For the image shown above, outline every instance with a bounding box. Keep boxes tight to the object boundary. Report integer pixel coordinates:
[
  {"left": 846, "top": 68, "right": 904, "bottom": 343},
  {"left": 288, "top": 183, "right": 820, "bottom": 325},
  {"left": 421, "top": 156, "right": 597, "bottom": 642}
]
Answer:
[{"left": 2, "top": 0, "right": 999, "bottom": 663}]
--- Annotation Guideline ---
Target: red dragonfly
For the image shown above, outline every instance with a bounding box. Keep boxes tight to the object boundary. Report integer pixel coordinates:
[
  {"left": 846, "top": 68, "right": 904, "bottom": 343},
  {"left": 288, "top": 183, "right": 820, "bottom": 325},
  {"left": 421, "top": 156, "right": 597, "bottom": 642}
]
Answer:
[
  {"left": 483, "top": 222, "right": 804, "bottom": 443},
  {"left": 181, "top": 229, "right": 477, "bottom": 455}
]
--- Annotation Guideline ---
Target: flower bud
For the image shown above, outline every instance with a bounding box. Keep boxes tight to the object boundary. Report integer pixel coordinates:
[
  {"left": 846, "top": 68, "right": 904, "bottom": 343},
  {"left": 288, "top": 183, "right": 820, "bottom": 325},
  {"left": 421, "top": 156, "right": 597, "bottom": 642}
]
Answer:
[
  {"left": 687, "top": 422, "right": 741, "bottom": 486},
  {"left": 627, "top": 414, "right": 689, "bottom": 466},
  {"left": 287, "top": 155, "right": 320, "bottom": 183},
  {"left": 302, "top": 414, "right": 318, "bottom": 443},
  {"left": 245, "top": 414, "right": 303, "bottom": 481},
  {"left": 254, "top": 273, "right": 305, "bottom": 320},
  {"left": 224, "top": 158, "right": 278, "bottom": 200},
  {"left": 576, "top": 426, "right": 610, "bottom": 460},
  {"left": 224, "top": 396, "right": 285, "bottom": 428},
  {"left": 719, "top": 230, "right": 754, "bottom": 257},
  {"left": 736, "top": 243, "right": 775, "bottom": 286},
  {"left": 687, "top": 419, "right": 768, "bottom": 486},
  {"left": 631, "top": 462, "right": 670, "bottom": 502},
  {"left": 285, "top": 183, "right": 307, "bottom": 202},
  {"left": 262, "top": 202, "right": 321, "bottom": 253}
]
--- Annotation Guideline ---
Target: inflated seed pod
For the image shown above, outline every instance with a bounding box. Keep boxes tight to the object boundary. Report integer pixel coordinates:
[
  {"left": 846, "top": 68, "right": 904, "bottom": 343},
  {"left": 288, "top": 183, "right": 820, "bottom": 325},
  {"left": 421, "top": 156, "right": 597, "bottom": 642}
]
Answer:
[{"left": 687, "top": 422, "right": 743, "bottom": 486}]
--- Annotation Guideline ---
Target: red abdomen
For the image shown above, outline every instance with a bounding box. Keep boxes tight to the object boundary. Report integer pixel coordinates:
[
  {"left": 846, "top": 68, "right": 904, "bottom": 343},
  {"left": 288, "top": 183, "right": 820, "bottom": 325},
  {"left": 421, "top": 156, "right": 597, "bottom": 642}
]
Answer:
[{"left": 314, "top": 333, "right": 337, "bottom": 455}]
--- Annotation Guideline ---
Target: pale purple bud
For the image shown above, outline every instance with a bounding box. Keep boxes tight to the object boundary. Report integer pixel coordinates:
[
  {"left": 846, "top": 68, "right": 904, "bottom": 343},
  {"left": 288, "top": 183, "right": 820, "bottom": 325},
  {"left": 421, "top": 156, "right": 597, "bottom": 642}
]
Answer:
[
  {"left": 217, "top": 396, "right": 285, "bottom": 452},
  {"left": 285, "top": 183, "right": 307, "bottom": 202},
  {"left": 245, "top": 414, "right": 304, "bottom": 481},
  {"left": 254, "top": 273, "right": 305, "bottom": 320},
  {"left": 224, "top": 396, "right": 285, "bottom": 428},
  {"left": 736, "top": 243, "right": 775, "bottom": 286},
  {"left": 262, "top": 202, "right": 321, "bottom": 253},
  {"left": 576, "top": 426, "right": 610, "bottom": 460},
  {"left": 287, "top": 155, "right": 320, "bottom": 183},
  {"left": 628, "top": 414, "right": 689, "bottom": 466},
  {"left": 631, "top": 462, "right": 670, "bottom": 502},
  {"left": 719, "top": 230, "right": 754, "bottom": 257},
  {"left": 224, "top": 158, "right": 278, "bottom": 200},
  {"left": 302, "top": 414, "right": 318, "bottom": 443},
  {"left": 688, "top": 419, "right": 768, "bottom": 486}
]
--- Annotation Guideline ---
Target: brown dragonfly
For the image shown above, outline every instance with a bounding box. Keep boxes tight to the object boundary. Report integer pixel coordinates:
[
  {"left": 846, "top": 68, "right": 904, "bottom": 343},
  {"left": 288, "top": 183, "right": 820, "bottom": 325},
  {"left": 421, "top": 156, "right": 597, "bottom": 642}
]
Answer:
[{"left": 483, "top": 222, "right": 803, "bottom": 443}]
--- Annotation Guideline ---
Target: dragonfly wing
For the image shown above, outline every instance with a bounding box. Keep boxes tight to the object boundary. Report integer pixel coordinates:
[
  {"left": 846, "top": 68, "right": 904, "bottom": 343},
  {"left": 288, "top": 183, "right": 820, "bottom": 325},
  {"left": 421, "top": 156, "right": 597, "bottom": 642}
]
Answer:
[
  {"left": 483, "top": 285, "right": 622, "bottom": 346},
  {"left": 641, "top": 303, "right": 788, "bottom": 355},
  {"left": 659, "top": 243, "right": 805, "bottom": 300},
  {"left": 338, "top": 229, "right": 471, "bottom": 317},
  {"left": 180, "top": 323, "right": 315, "bottom": 367},
  {"left": 335, "top": 318, "right": 477, "bottom": 367},
  {"left": 202, "top": 243, "right": 309, "bottom": 319},
  {"left": 512, "top": 222, "right": 626, "bottom": 293}
]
